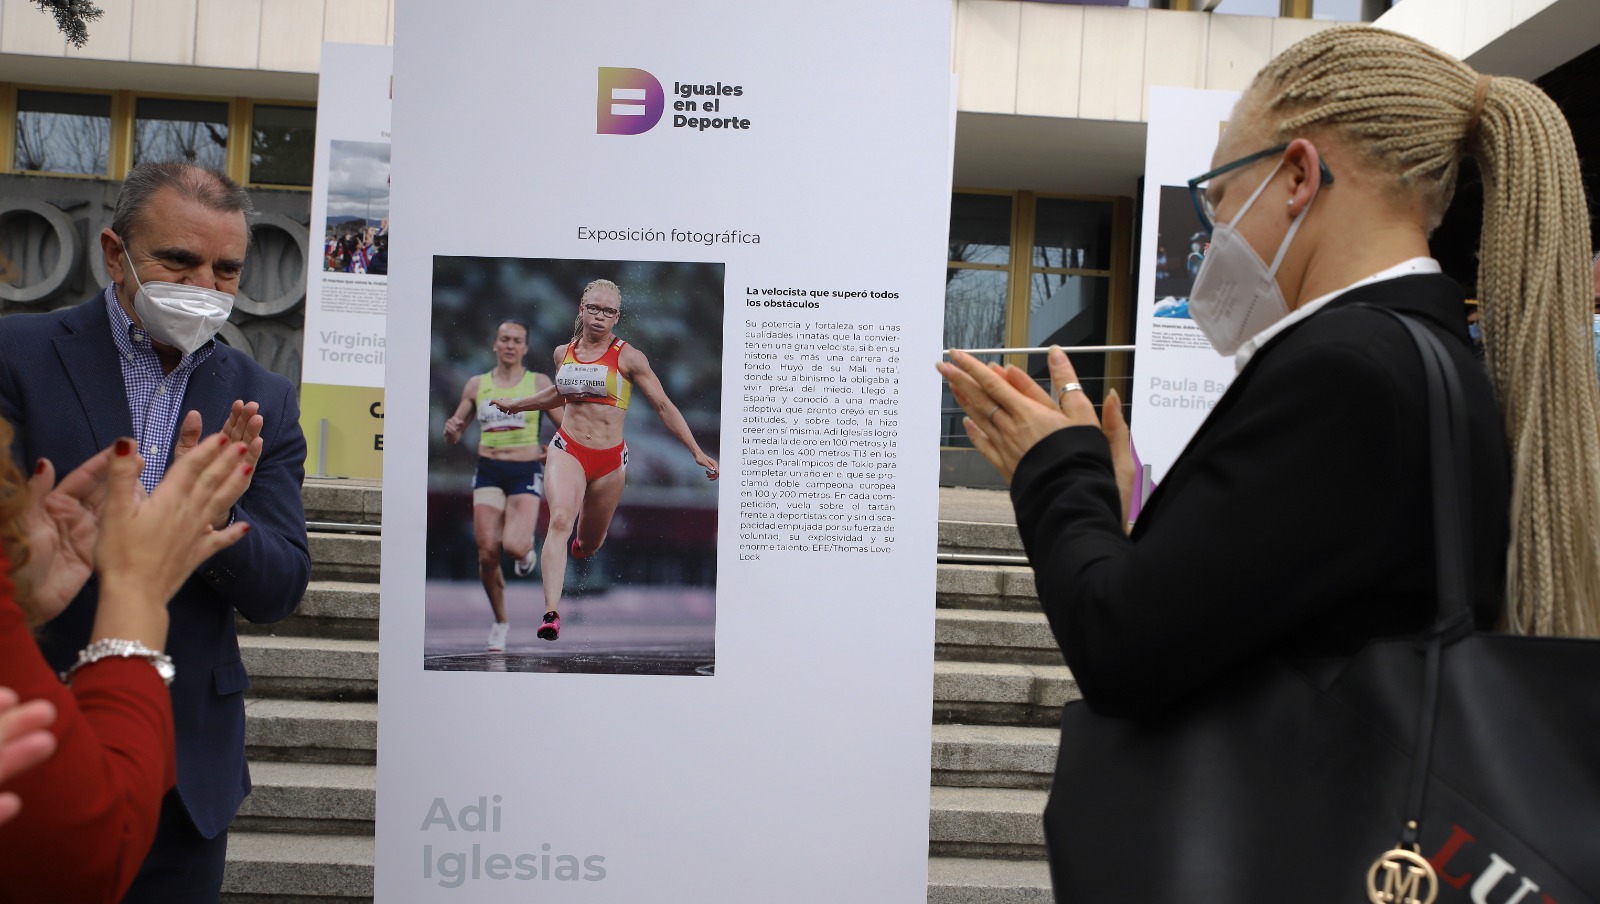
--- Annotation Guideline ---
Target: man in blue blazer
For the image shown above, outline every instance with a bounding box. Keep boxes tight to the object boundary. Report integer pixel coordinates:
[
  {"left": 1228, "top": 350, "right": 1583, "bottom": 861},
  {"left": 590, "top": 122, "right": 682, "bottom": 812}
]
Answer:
[{"left": 0, "top": 161, "right": 311, "bottom": 901}]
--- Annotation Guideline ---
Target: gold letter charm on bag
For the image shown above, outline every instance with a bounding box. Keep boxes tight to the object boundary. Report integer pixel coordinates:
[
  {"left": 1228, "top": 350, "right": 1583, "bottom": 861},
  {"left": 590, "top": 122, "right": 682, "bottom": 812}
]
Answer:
[{"left": 1367, "top": 848, "right": 1439, "bottom": 904}]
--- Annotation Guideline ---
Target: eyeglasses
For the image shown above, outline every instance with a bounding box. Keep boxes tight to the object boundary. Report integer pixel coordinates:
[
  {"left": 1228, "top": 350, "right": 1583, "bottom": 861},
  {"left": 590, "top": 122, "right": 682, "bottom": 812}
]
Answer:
[
  {"left": 583, "top": 303, "right": 621, "bottom": 318},
  {"left": 1187, "top": 144, "right": 1335, "bottom": 233}
]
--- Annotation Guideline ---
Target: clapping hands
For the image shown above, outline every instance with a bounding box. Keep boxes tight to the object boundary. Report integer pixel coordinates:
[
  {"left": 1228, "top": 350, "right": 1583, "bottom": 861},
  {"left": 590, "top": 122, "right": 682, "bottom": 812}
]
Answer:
[
  {"left": 172, "top": 402, "right": 263, "bottom": 529},
  {"left": 10, "top": 431, "right": 256, "bottom": 625},
  {"left": 95, "top": 435, "right": 254, "bottom": 615},
  {"left": 8, "top": 447, "right": 118, "bottom": 626},
  {"left": 938, "top": 346, "right": 1135, "bottom": 525}
]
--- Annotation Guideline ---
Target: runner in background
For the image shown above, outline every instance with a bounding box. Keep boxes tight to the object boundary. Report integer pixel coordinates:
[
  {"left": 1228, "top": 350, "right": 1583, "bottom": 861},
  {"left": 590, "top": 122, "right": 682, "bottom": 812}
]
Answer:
[{"left": 443, "top": 320, "right": 558, "bottom": 652}]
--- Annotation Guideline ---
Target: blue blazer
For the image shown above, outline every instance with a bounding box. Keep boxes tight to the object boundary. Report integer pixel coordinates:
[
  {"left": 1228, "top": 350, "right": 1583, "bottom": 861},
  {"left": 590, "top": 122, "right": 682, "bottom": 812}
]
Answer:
[{"left": 0, "top": 293, "right": 311, "bottom": 839}]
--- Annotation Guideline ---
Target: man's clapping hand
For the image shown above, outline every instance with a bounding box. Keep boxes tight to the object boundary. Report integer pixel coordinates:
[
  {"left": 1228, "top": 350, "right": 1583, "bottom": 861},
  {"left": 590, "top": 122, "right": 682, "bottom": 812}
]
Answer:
[{"left": 172, "top": 401, "right": 263, "bottom": 528}]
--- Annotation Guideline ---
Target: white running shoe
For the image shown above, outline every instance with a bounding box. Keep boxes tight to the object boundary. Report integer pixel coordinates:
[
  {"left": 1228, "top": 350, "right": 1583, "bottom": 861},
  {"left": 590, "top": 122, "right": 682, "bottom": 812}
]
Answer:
[
  {"left": 513, "top": 544, "right": 538, "bottom": 577},
  {"left": 486, "top": 621, "right": 510, "bottom": 652}
]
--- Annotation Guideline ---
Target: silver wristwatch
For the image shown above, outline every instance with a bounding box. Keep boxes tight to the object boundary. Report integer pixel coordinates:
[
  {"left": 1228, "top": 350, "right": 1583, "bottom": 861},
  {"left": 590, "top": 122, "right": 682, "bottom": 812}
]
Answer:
[{"left": 62, "top": 639, "right": 176, "bottom": 687}]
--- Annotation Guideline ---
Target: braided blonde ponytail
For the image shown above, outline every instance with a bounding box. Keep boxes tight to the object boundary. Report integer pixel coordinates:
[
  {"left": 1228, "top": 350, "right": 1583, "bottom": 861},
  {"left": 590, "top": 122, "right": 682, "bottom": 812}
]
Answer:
[{"left": 1251, "top": 25, "right": 1600, "bottom": 637}]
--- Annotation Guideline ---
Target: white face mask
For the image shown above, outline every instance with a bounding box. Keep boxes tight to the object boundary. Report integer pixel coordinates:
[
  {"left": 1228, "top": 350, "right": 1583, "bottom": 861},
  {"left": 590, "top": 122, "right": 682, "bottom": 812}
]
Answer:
[
  {"left": 118, "top": 236, "right": 234, "bottom": 355},
  {"left": 1188, "top": 159, "right": 1314, "bottom": 356}
]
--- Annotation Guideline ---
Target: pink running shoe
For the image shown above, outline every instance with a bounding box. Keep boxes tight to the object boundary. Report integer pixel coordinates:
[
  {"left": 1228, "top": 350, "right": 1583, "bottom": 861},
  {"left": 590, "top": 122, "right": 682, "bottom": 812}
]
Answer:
[
  {"left": 570, "top": 535, "right": 590, "bottom": 560},
  {"left": 537, "top": 611, "right": 561, "bottom": 641}
]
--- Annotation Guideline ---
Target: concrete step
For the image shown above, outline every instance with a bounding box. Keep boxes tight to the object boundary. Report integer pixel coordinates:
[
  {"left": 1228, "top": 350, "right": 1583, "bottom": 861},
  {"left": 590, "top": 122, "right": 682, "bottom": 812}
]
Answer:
[
  {"left": 934, "top": 659, "right": 1081, "bottom": 729},
  {"left": 222, "top": 830, "right": 373, "bottom": 902},
  {"left": 938, "top": 519, "right": 1023, "bottom": 557},
  {"left": 937, "top": 487, "right": 1016, "bottom": 523},
  {"left": 234, "top": 761, "right": 374, "bottom": 835},
  {"left": 239, "top": 581, "right": 380, "bottom": 641},
  {"left": 246, "top": 699, "right": 377, "bottom": 765},
  {"left": 928, "top": 786, "right": 1048, "bottom": 860},
  {"left": 936, "top": 609, "right": 1062, "bottom": 667},
  {"left": 309, "top": 531, "right": 381, "bottom": 583},
  {"left": 240, "top": 635, "right": 378, "bottom": 701},
  {"left": 937, "top": 563, "right": 1037, "bottom": 612},
  {"left": 934, "top": 661, "right": 1078, "bottom": 727},
  {"left": 302, "top": 478, "right": 382, "bottom": 526},
  {"left": 296, "top": 581, "right": 380, "bottom": 621},
  {"left": 931, "top": 724, "right": 1058, "bottom": 790},
  {"left": 927, "top": 856, "right": 1053, "bottom": 903}
]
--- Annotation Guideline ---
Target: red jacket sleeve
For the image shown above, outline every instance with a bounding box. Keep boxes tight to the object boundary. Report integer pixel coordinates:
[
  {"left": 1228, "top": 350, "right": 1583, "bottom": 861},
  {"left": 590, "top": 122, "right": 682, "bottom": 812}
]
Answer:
[{"left": 0, "top": 558, "right": 176, "bottom": 904}]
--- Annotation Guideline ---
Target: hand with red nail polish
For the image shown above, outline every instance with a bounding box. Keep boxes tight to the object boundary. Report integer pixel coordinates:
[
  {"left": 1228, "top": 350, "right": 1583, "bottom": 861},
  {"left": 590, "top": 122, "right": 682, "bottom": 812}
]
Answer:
[
  {"left": 170, "top": 402, "right": 265, "bottom": 530},
  {"left": 92, "top": 425, "right": 253, "bottom": 638},
  {"left": 7, "top": 444, "right": 129, "bottom": 625}
]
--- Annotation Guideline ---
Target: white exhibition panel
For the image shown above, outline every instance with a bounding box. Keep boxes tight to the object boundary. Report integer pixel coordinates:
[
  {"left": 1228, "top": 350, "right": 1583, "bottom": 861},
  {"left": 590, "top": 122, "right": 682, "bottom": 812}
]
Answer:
[
  {"left": 377, "top": 2, "right": 952, "bottom": 901},
  {"left": 302, "top": 42, "right": 392, "bottom": 390},
  {"left": 1131, "top": 87, "right": 1242, "bottom": 485}
]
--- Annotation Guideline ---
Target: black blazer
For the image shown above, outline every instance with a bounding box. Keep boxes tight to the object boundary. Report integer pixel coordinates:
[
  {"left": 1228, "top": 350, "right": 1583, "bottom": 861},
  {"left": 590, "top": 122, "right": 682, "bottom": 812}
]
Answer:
[
  {"left": 1011, "top": 274, "right": 1511, "bottom": 719},
  {"left": 0, "top": 294, "right": 312, "bottom": 838}
]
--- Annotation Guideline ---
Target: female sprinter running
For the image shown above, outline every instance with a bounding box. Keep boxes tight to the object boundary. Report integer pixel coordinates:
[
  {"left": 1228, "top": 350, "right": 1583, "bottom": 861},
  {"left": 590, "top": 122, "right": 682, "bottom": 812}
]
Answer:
[
  {"left": 443, "top": 319, "right": 558, "bottom": 651},
  {"left": 491, "top": 279, "right": 718, "bottom": 641}
]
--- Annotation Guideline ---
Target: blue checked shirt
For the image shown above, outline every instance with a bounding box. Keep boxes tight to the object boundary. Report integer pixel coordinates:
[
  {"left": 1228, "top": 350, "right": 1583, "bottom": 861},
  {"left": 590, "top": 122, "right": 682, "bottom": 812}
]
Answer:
[{"left": 105, "top": 287, "right": 217, "bottom": 493}]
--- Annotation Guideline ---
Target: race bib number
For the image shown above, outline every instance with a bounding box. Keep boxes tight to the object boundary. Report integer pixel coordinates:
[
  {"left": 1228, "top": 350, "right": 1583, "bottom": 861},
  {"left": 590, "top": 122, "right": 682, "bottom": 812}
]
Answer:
[
  {"left": 480, "top": 402, "right": 526, "bottom": 432},
  {"left": 557, "top": 362, "right": 609, "bottom": 397}
]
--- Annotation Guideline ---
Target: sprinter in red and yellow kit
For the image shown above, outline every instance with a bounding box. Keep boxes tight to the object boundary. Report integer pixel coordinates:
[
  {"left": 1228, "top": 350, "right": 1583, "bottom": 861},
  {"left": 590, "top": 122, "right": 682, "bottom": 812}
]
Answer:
[{"left": 491, "top": 279, "right": 718, "bottom": 641}]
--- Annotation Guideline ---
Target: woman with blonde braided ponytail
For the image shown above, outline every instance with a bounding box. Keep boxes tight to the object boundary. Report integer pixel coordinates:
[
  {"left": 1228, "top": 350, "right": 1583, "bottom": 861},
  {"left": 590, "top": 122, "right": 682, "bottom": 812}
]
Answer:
[
  {"left": 945, "top": 20, "right": 1532, "bottom": 716},
  {"left": 1250, "top": 26, "right": 1600, "bottom": 637},
  {"left": 939, "top": 24, "right": 1600, "bottom": 898}
]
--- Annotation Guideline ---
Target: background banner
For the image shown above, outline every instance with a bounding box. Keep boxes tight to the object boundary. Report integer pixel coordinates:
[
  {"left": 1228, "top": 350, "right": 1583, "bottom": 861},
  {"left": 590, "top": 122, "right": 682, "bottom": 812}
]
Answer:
[
  {"left": 378, "top": 1, "right": 952, "bottom": 900},
  {"left": 1132, "top": 87, "right": 1242, "bottom": 484},
  {"left": 299, "top": 42, "right": 393, "bottom": 479}
]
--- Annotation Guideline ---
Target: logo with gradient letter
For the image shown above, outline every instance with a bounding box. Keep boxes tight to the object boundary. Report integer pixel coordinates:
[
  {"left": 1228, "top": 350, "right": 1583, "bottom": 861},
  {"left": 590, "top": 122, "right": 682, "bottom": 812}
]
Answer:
[{"left": 597, "top": 68, "right": 664, "bottom": 135}]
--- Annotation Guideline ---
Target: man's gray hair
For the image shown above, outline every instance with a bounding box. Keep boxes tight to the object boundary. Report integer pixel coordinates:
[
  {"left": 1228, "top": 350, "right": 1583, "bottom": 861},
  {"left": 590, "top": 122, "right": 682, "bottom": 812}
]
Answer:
[{"left": 111, "top": 161, "right": 255, "bottom": 247}]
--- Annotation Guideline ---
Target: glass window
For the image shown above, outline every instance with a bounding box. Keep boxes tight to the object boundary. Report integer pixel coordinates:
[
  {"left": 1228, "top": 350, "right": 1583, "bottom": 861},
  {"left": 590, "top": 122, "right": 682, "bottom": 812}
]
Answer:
[
  {"left": 14, "top": 90, "right": 112, "bottom": 176},
  {"left": 1311, "top": 0, "right": 1367, "bottom": 20},
  {"left": 134, "top": 98, "right": 229, "bottom": 170},
  {"left": 948, "top": 193, "right": 1012, "bottom": 266},
  {"left": 249, "top": 104, "right": 316, "bottom": 186},
  {"left": 1027, "top": 274, "right": 1110, "bottom": 348},
  {"left": 944, "top": 267, "right": 1008, "bottom": 352},
  {"left": 1209, "top": 0, "right": 1281, "bottom": 14},
  {"left": 1026, "top": 274, "right": 1113, "bottom": 400},
  {"left": 941, "top": 267, "right": 1007, "bottom": 446},
  {"left": 941, "top": 266, "right": 1009, "bottom": 447},
  {"left": 1033, "top": 197, "right": 1113, "bottom": 271}
]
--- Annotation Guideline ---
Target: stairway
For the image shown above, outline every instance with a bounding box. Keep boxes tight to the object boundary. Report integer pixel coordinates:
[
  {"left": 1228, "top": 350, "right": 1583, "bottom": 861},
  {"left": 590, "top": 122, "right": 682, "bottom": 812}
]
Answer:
[
  {"left": 221, "top": 481, "right": 1064, "bottom": 902},
  {"left": 929, "top": 502, "right": 1064, "bottom": 903},
  {"left": 222, "top": 479, "right": 379, "bottom": 903}
]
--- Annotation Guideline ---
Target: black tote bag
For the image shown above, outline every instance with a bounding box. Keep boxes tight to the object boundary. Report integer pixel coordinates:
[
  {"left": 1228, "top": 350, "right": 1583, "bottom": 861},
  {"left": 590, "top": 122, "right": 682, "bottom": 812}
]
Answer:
[{"left": 1042, "top": 311, "right": 1600, "bottom": 904}]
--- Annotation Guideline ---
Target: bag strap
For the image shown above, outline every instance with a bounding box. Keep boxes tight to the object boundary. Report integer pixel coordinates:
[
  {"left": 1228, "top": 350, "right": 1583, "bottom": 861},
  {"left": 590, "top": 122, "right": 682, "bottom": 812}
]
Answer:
[
  {"left": 1352, "top": 304, "right": 1476, "bottom": 850},
  {"left": 1400, "top": 311, "right": 1475, "bottom": 628}
]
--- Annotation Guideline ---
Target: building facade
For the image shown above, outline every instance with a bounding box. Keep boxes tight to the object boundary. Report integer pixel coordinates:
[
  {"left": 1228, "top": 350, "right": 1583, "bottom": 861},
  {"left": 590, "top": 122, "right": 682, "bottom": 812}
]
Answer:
[{"left": 0, "top": 0, "right": 1593, "bottom": 486}]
